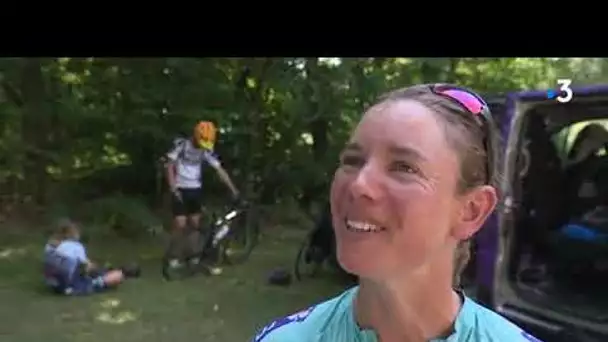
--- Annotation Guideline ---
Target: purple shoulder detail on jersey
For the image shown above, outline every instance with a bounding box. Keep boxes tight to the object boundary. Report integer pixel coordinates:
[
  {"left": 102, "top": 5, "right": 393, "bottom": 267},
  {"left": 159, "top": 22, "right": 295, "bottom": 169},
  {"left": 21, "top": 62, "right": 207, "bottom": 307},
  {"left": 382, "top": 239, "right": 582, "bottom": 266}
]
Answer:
[
  {"left": 253, "top": 305, "right": 316, "bottom": 342},
  {"left": 522, "top": 331, "right": 543, "bottom": 342}
]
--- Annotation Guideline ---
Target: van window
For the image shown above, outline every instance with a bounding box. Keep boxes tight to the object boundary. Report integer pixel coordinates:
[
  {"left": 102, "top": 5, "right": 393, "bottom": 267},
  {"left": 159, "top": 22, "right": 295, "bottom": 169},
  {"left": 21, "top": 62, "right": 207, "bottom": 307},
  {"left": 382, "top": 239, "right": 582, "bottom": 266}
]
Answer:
[{"left": 551, "top": 119, "right": 608, "bottom": 165}]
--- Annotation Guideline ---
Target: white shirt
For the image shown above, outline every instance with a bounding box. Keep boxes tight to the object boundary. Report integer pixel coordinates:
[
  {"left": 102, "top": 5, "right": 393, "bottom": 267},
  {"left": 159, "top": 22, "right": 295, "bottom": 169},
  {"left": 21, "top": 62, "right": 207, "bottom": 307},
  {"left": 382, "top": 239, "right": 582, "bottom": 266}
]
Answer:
[
  {"left": 166, "top": 138, "right": 221, "bottom": 189},
  {"left": 43, "top": 240, "right": 89, "bottom": 286}
]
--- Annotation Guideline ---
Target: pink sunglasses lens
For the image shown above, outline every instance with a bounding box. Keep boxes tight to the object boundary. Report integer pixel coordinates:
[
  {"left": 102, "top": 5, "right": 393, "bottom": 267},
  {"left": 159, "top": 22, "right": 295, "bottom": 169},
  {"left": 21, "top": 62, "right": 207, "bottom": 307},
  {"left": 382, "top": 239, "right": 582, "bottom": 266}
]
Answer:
[{"left": 437, "top": 89, "right": 484, "bottom": 114}]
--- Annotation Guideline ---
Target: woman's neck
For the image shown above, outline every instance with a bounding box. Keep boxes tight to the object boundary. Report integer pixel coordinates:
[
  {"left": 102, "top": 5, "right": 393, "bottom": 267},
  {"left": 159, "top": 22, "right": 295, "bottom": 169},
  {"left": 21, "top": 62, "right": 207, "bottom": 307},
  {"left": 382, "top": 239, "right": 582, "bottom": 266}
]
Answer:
[{"left": 354, "top": 264, "right": 461, "bottom": 342}]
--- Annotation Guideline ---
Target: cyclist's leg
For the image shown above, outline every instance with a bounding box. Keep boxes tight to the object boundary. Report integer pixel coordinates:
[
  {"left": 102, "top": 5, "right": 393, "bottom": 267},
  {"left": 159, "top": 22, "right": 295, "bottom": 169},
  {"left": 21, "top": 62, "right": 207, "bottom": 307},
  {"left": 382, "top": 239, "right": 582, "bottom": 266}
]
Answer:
[
  {"left": 168, "top": 189, "right": 189, "bottom": 268},
  {"left": 183, "top": 188, "right": 204, "bottom": 263},
  {"left": 65, "top": 270, "right": 124, "bottom": 296},
  {"left": 98, "top": 269, "right": 125, "bottom": 289}
]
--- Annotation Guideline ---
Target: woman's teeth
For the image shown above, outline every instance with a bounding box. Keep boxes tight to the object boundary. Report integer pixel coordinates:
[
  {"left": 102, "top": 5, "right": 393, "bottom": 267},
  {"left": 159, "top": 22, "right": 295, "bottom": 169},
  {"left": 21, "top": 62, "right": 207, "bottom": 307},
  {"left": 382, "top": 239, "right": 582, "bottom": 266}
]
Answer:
[{"left": 346, "top": 220, "right": 384, "bottom": 233}]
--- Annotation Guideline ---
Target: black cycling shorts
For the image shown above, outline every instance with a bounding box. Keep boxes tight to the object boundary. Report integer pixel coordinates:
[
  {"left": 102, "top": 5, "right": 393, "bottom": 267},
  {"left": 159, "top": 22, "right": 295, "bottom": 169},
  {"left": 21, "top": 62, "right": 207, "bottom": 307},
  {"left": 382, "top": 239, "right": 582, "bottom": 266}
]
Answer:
[{"left": 172, "top": 188, "right": 203, "bottom": 217}]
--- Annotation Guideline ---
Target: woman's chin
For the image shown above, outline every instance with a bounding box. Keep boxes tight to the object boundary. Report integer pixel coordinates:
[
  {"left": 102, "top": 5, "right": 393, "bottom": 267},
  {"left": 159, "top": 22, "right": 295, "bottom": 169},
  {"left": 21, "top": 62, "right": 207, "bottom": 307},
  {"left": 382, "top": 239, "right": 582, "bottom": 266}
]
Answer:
[{"left": 337, "top": 248, "right": 383, "bottom": 279}]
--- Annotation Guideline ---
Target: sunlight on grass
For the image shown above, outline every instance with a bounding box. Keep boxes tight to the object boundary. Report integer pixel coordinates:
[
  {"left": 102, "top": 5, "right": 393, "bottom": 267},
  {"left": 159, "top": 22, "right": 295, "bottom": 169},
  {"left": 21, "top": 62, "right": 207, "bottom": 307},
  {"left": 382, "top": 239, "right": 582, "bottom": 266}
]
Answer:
[
  {"left": 97, "top": 297, "right": 138, "bottom": 325},
  {"left": 96, "top": 311, "right": 137, "bottom": 324},
  {"left": 0, "top": 221, "right": 346, "bottom": 341},
  {"left": 100, "top": 298, "right": 121, "bottom": 309},
  {"left": 0, "top": 247, "right": 27, "bottom": 260}
]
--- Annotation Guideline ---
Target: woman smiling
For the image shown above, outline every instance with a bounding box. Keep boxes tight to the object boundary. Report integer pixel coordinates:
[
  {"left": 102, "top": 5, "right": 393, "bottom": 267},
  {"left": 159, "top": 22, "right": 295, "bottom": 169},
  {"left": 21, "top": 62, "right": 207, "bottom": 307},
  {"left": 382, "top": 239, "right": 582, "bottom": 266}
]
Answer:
[{"left": 252, "top": 84, "right": 543, "bottom": 342}]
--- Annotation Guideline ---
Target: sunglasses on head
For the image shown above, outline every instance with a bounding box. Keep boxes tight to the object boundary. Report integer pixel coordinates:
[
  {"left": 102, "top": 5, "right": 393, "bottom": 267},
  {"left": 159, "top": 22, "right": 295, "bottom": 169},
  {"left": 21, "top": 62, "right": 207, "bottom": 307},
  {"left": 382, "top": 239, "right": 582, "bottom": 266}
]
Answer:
[{"left": 429, "top": 84, "right": 495, "bottom": 185}]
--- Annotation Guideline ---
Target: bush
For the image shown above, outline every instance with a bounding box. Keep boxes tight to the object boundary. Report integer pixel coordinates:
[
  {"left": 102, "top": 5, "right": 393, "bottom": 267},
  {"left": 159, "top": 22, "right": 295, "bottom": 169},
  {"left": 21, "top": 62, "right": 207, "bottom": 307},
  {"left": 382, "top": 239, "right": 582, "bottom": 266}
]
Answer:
[
  {"left": 45, "top": 194, "right": 163, "bottom": 239},
  {"left": 82, "top": 194, "right": 162, "bottom": 238}
]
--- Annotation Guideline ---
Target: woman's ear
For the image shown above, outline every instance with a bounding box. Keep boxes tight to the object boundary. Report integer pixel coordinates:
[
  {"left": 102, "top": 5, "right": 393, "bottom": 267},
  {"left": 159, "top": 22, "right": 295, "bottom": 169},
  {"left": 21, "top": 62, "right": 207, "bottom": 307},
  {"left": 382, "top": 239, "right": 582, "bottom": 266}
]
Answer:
[{"left": 452, "top": 185, "right": 498, "bottom": 240}]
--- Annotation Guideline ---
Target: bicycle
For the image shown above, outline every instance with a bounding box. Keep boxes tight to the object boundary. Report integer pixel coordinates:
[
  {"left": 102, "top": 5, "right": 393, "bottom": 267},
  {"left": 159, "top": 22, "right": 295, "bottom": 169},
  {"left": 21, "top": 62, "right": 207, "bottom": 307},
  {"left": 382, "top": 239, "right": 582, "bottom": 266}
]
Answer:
[
  {"left": 294, "top": 231, "right": 330, "bottom": 281},
  {"left": 293, "top": 229, "right": 357, "bottom": 284},
  {"left": 293, "top": 205, "right": 341, "bottom": 281},
  {"left": 161, "top": 199, "right": 259, "bottom": 280}
]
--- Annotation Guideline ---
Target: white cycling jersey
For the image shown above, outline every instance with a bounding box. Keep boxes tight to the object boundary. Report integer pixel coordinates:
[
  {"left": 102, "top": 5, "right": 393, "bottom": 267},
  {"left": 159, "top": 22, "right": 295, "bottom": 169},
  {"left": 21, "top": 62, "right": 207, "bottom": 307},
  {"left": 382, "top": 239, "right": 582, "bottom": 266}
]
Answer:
[{"left": 166, "top": 138, "right": 220, "bottom": 189}]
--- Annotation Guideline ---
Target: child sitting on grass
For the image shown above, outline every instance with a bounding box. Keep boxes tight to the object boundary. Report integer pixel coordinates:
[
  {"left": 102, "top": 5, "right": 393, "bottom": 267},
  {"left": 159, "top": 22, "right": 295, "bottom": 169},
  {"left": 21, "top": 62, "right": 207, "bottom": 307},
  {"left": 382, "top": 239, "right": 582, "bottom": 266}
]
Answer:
[{"left": 43, "top": 218, "right": 140, "bottom": 296}]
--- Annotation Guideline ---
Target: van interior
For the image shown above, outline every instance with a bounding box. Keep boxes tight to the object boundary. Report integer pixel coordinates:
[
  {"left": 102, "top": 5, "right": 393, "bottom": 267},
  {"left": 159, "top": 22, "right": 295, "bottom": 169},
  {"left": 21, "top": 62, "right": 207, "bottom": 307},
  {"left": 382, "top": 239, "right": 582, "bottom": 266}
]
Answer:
[{"left": 506, "top": 100, "right": 608, "bottom": 325}]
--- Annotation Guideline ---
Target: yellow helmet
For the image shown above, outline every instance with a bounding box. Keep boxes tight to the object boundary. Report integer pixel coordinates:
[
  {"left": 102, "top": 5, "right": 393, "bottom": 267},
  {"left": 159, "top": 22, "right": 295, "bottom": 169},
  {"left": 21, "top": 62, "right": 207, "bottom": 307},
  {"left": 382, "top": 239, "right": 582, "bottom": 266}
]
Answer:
[{"left": 194, "top": 121, "right": 217, "bottom": 150}]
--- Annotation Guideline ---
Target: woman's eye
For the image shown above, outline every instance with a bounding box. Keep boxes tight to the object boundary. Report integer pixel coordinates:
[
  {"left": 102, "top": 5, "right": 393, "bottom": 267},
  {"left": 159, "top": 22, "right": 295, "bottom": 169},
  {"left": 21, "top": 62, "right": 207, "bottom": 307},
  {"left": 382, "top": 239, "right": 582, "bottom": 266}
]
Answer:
[
  {"left": 389, "top": 161, "right": 418, "bottom": 175},
  {"left": 340, "top": 155, "right": 364, "bottom": 168}
]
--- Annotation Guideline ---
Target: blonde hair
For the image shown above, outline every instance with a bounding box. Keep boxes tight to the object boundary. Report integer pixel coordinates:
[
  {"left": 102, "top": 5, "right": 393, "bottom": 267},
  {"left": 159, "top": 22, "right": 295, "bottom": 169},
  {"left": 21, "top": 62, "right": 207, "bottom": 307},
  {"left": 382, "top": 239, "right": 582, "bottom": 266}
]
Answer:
[
  {"left": 48, "top": 218, "right": 80, "bottom": 246},
  {"left": 378, "top": 85, "right": 500, "bottom": 288}
]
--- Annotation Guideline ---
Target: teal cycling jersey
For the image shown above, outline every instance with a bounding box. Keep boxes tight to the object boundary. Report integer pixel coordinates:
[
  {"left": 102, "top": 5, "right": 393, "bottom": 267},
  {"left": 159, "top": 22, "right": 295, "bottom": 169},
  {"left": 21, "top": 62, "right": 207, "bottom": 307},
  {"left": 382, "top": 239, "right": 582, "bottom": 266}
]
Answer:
[{"left": 252, "top": 287, "right": 543, "bottom": 342}]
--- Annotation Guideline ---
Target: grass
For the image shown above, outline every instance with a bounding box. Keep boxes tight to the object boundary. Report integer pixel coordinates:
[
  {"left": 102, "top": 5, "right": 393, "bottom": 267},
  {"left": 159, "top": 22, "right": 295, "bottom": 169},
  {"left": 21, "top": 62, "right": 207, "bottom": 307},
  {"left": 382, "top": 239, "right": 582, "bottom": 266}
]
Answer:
[{"left": 0, "top": 223, "right": 346, "bottom": 342}]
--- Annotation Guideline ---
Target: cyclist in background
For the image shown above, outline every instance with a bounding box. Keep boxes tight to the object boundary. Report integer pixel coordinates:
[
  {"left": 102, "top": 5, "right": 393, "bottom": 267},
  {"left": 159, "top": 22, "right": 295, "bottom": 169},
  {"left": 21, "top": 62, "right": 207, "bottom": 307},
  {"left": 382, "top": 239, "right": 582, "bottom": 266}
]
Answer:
[{"left": 165, "top": 121, "right": 240, "bottom": 269}]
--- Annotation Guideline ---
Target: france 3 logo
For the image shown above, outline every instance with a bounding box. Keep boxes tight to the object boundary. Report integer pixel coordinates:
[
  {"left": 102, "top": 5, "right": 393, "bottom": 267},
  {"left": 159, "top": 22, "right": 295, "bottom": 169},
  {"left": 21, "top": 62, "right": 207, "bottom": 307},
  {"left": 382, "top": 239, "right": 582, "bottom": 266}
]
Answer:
[{"left": 546, "top": 79, "right": 573, "bottom": 103}]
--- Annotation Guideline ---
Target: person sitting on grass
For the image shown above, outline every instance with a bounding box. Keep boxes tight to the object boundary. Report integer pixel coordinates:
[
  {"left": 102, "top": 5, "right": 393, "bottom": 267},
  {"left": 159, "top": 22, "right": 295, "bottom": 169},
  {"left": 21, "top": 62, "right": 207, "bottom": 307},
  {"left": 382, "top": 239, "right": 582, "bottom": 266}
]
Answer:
[{"left": 43, "top": 218, "right": 140, "bottom": 296}]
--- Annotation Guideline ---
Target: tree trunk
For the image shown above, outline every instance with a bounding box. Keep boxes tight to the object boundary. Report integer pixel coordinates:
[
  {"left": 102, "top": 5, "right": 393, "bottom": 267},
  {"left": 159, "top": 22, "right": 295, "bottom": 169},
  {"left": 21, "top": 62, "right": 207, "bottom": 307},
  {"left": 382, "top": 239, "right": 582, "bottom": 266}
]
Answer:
[
  {"left": 20, "top": 58, "right": 50, "bottom": 206},
  {"left": 446, "top": 58, "right": 459, "bottom": 83},
  {"left": 298, "top": 58, "right": 330, "bottom": 214}
]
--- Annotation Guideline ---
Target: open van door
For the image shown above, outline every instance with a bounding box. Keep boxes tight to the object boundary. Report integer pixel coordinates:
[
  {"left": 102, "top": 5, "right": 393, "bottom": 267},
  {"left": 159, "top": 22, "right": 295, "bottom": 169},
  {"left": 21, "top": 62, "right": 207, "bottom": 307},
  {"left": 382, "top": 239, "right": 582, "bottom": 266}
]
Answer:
[
  {"left": 462, "top": 96, "right": 509, "bottom": 302},
  {"left": 486, "top": 85, "right": 608, "bottom": 342}
]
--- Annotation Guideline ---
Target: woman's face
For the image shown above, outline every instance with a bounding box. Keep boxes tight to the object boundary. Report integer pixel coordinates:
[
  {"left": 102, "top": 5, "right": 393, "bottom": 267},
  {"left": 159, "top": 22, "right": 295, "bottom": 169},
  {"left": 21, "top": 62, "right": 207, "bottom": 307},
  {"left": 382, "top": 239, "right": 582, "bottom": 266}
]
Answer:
[{"left": 331, "top": 99, "right": 468, "bottom": 279}]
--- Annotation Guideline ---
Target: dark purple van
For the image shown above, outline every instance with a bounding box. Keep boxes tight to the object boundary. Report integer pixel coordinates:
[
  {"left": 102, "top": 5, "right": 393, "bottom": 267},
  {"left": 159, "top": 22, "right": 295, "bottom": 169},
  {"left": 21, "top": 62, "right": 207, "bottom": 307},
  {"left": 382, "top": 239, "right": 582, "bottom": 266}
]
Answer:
[{"left": 473, "top": 85, "right": 608, "bottom": 342}]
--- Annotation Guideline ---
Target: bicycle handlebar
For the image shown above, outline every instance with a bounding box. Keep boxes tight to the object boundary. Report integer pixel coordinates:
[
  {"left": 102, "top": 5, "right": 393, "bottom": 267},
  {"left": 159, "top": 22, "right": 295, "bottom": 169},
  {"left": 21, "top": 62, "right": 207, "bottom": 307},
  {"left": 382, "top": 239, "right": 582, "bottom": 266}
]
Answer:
[
  {"left": 213, "top": 208, "right": 240, "bottom": 226},
  {"left": 211, "top": 199, "right": 250, "bottom": 227}
]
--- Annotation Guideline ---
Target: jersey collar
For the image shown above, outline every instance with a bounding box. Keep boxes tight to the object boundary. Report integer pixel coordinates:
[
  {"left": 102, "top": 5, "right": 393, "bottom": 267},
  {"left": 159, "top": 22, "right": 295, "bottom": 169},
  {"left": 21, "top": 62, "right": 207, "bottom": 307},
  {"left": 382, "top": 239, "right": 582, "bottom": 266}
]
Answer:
[{"left": 330, "top": 286, "right": 476, "bottom": 342}]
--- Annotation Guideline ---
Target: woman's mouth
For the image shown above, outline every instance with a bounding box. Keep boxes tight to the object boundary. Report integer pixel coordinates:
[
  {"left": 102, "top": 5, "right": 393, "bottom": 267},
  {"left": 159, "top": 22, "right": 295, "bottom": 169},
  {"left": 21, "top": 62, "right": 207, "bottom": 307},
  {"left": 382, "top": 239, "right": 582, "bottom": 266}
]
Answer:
[{"left": 345, "top": 219, "right": 386, "bottom": 233}]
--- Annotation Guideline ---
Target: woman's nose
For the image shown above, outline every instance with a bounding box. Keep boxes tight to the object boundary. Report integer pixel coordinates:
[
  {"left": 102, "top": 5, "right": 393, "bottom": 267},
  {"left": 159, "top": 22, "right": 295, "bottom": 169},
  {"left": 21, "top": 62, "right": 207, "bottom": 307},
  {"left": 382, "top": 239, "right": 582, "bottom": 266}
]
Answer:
[{"left": 350, "top": 163, "right": 382, "bottom": 201}]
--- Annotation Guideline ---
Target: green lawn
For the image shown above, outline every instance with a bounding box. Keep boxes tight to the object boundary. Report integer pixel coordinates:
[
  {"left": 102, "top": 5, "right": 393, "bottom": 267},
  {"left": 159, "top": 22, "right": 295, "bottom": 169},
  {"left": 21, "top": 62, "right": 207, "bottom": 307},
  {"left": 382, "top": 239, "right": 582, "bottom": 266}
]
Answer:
[{"left": 0, "top": 224, "right": 345, "bottom": 342}]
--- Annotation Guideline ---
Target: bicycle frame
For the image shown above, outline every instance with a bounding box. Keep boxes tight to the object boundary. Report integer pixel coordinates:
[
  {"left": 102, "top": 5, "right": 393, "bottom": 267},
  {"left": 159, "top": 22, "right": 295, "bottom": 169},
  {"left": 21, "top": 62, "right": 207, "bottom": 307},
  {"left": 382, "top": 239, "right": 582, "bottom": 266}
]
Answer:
[
  {"left": 198, "top": 204, "right": 247, "bottom": 256},
  {"left": 208, "top": 208, "right": 242, "bottom": 246}
]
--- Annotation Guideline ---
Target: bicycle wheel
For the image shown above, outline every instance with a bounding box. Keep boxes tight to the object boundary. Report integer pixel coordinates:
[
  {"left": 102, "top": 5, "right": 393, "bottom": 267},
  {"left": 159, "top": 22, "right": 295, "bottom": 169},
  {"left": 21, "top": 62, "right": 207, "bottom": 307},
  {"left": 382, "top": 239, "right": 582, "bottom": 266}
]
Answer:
[
  {"left": 220, "top": 203, "right": 260, "bottom": 265},
  {"left": 294, "top": 235, "right": 324, "bottom": 281},
  {"left": 196, "top": 223, "right": 221, "bottom": 265},
  {"left": 161, "top": 225, "right": 213, "bottom": 280}
]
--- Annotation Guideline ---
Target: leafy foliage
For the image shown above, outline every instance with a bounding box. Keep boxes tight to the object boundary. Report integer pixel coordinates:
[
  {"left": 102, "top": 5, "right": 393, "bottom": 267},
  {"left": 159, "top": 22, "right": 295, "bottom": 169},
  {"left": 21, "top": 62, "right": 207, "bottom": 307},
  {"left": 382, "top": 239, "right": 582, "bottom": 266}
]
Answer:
[{"left": 1, "top": 57, "right": 604, "bottom": 227}]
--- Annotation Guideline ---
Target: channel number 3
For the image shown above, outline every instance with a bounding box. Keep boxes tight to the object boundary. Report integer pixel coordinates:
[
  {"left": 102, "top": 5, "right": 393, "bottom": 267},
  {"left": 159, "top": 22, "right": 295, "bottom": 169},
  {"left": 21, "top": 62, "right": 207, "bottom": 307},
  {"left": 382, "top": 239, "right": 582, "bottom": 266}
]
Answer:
[{"left": 556, "top": 79, "right": 573, "bottom": 103}]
